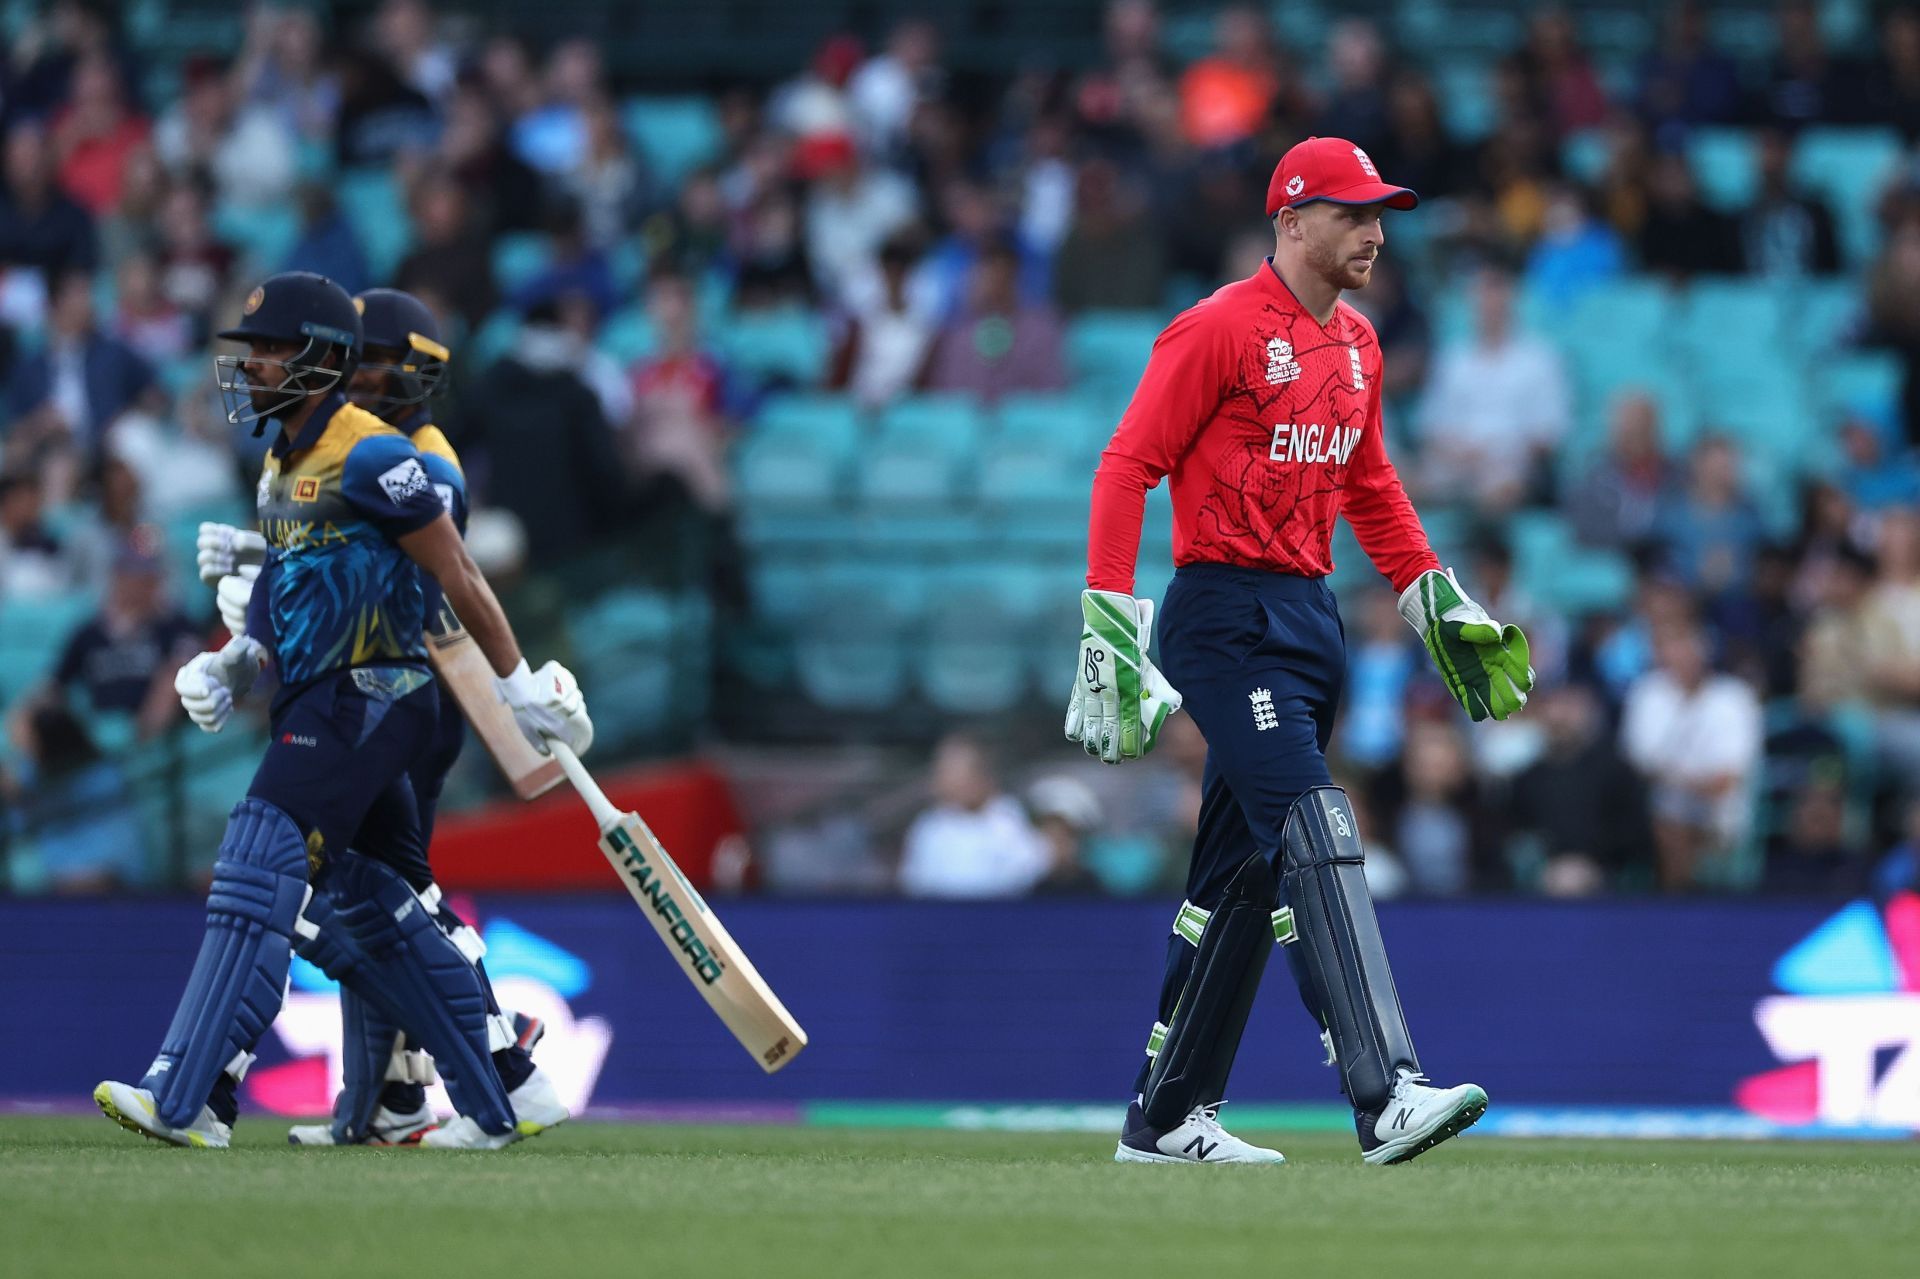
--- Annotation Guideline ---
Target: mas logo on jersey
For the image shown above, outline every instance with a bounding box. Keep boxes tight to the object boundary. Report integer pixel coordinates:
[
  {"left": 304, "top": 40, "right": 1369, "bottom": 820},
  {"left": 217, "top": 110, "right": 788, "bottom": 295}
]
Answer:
[
  {"left": 1270, "top": 422, "right": 1362, "bottom": 466},
  {"left": 1265, "top": 338, "right": 1301, "bottom": 385},
  {"left": 1735, "top": 893, "right": 1920, "bottom": 1130}
]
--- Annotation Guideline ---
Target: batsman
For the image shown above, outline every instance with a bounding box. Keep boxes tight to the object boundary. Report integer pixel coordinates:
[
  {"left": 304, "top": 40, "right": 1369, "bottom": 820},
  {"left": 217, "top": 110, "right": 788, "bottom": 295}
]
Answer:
[
  {"left": 1067, "top": 138, "right": 1534, "bottom": 1166},
  {"left": 94, "top": 272, "right": 592, "bottom": 1150}
]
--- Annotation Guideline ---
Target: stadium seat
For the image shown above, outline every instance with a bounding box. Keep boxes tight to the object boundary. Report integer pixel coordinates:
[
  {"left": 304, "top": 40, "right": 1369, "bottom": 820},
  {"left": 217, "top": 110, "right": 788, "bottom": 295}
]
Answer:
[
  {"left": 1793, "top": 128, "right": 1903, "bottom": 266},
  {"left": 736, "top": 430, "right": 849, "bottom": 507},
  {"left": 1066, "top": 311, "right": 1164, "bottom": 399},
  {"left": 211, "top": 202, "right": 301, "bottom": 273},
  {"left": 717, "top": 309, "right": 829, "bottom": 387},
  {"left": 994, "top": 391, "right": 1111, "bottom": 456},
  {"left": 1674, "top": 280, "right": 1784, "bottom": 358},
  {"left": 596, "top": 306, "right": 658, "bottom": 364},
  {"left": 977, "top": 437, "right": 1088, "bottom": 509},
  {"left": 916, "top": 589, "right": 1033, "bottom": 714},
  {"left": 335, "top": 169, "right": 412, "bottom": 280},
  {"left": 621, "top": 97, "right": 725, "bottom": 189},
  {"left": 756, "top": 395, "right": 865, "bottom": 454},
  {"left": 1688, "top": 129, "right": 1760, "bottom": 213},
  {"left": 491, "top": 232, "right": 554, "bottom": 294},
  {"left": 1433, "top": 63, "right": 1496, "bottom": 140},
  {"left": 1821, "top": 353, "right": 1903, "bottom": 421},
  {"left": 1794, "top": 279, "right": 1862, "bottom": 353}
]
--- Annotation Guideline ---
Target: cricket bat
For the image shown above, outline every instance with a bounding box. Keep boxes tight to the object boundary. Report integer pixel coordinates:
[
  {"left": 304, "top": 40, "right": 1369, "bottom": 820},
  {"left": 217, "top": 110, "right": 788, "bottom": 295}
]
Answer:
[
  {"left": 546, "top": 740, "right": 808, "bottom": 1073},
  {"left": 423, "top": 600, "right": 564, "bottom": 800}
]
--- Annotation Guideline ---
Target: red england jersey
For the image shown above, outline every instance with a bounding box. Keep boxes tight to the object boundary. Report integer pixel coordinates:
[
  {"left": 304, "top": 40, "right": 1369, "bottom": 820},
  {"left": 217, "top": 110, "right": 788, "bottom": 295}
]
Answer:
[{"left": 1086, "top": 259, "right": 1438, "bottom": 595}]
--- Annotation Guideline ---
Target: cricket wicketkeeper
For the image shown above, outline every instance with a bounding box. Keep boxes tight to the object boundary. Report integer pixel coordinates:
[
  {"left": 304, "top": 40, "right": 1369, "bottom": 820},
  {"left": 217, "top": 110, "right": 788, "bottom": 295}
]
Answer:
[{"left": 1065, "top": 137, "right": 1535, "bottom": 1165}]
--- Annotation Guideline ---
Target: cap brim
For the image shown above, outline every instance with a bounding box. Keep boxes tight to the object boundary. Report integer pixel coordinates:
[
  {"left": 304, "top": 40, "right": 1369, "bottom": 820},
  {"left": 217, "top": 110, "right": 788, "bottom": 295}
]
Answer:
[{"left": 1297, "top": 181, "right": 1419, "bottom": 211}]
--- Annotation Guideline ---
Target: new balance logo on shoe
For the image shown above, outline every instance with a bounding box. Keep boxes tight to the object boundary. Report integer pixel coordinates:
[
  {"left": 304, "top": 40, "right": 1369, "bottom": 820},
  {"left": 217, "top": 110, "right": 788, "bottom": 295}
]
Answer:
[
  {"left": 1394, "top": 1107, "right": 1413, "bottom": 1129},
  {"left": 1184, "top": 1136, "right": 1219, "bottom": 1160}
]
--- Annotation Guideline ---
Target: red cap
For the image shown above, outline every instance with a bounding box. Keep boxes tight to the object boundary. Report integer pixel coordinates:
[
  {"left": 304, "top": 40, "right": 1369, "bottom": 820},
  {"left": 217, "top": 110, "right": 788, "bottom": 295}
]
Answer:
[{"left": 1265, "top": 136, "right": 1418, "bottom": 216}]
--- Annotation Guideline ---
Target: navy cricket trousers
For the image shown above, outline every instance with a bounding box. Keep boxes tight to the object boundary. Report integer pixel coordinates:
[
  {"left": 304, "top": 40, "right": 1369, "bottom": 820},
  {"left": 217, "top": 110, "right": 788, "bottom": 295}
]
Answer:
[
  {"left": 1131, "top": 562, "right": 1346, "bottom": 1094},
  {"left": 249, "top": 664, "right": 439, "bottom": 887}
]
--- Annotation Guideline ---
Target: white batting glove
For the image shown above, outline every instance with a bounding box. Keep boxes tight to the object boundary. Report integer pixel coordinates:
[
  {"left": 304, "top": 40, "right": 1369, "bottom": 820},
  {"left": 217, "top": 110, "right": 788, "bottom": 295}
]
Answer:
[
  {"left": 217, "top": 564, "right": 260, "bottom": 638},
  {"left": 174, "top": 636, "right": 270, "bottom": 733},
  {"left": 497, "top": 659, "right": 593, "bottom": 757},
  {"left": 196, "top": 522, "right": 267, "bottom": 588},
  {"left": 1064, "top": 589, "right": 1183, "bottom": 764}
]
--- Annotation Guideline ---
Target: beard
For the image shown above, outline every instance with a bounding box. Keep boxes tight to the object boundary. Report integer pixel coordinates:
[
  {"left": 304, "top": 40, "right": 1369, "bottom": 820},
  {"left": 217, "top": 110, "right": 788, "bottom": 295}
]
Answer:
[{"left": 1306, "top": 235, "right": 1375, "bottom": 292}]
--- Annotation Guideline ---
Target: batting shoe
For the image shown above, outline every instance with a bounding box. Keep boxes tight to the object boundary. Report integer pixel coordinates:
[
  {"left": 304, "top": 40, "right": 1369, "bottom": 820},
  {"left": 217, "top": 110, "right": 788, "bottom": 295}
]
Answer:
[
  {"left": 419, "top": 1064, "right": 569, "bottom": 1150},
  {"left": 1114, "top": 1100, "right": 1286, "bottom": 1165},
  {"left": 1357, "top": 1069, "right": 1488, "bottom": 1165},
  {"left": 287, "top": 1101, "right": 439, "bottom": 1147},
  {"left": 93, "top": 1081, "right": 231, "bottom": 1149}
]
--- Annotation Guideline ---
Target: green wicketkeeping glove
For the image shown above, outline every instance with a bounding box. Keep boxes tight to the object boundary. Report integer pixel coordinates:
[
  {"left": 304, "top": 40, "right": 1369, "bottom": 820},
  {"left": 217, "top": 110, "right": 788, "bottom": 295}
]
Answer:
[
  {"left": 1398, "top": 568, "right": 1535, "bottom": 723},
  {"left": 1064, "top": 590, "right": 1184, "bottom": 764}
]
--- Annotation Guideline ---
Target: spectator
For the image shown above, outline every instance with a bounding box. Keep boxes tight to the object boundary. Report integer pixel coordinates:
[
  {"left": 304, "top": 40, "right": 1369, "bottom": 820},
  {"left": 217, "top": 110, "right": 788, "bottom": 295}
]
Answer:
[
  {"left": 768, "top": 36, "right": 861, "bottom": 148},
  {"left": 394, "top": 168, "right": 494, "bottom": 329},
  {"left": 898, "top": 733, "right": 1048, "bottom": 898},
  {"left": 550, "top": 290, "right": 634, "bottom": 429},
  {"left": 1386, "top": 718, "right": 1496, "bottom": 896},
  {"left": 110, "top": 249, "right": 191, "bottom": 366},
  {"left": 64, "top": 454, "right": 146, "bottom": 594},
  {"left": 1655, "top": 434, "right": 1767, "bottom": 600},
  {"left": 1723, "top": 542, "right": 1805, "bottom": 701},
  {"left": 1754, "top": 0, "right": 1871, "bottom": 129},
  {"left": 49, "top": 535, "right": 200, "bottom": 738},
  {"left": 0, "top": 471, "right": 74, "bottom": 600},
  {"left": 456, "top": 298, "right": 630, "bottom": 566},
  {"left": 1569, "top": 391, "right": 1678, "bottom": 553},
  {"left": 1025, "top": 776, "right": 1102, "bottom": 896},
  {"left": 1761, "top": 776, "right": 1865, "bottom": 896},
  {"left": 1525, "top": 180, "right": 1627, "bottom": 307},
  {"left": 1416, "top": 267, "right": 1571, "bottom": 510},
  {"left": 510, "top": 39, "right": 604, "bottom": 177},
  {"left": 373, "top": 0, "right": 457, "bottom": 106},
  {"left": 1621, "top": 621, "right": 1763, "bottom": 890},
  {"left": 1, "top": 701, "right": 147, "bottom": 893},
  {"left": 1637, "top": 150, "right": 1742, "bottom": 277},
  {"left": 1863, "top": 510, "right": 1920, "bottom": 778},
  {"left": 1178, "top": 6, "right": 1282, "bottom": 150},
  {"left": 566, "top": 94, "right": 655, "bottom": 252},
  {"left": 1635, "top": 1, "right": 1742, "bottom": 136},
  {"left": 1345, "top": 255, "right": 1429, "bottom": 404},
  {"left": 105, "top": 381, "right": 241, "bottom": 522},
  {"left": 1835, "top": 415, "right": 1920, "bottom": 514},
  {"left": 829, "top": 232, "right": 936, "bottom": 411},
  {"left": 626, "top": 272, "right": 733, "bottom": 512},
  {"left": 50, "top": 50, "right": 150, "bottom": 217},
  {"left": 1593, "top": 115, "right": 1655, "bottom": 242},
  {"left": 152, "top": 55, "right": 298, "bottom": 209},
  {"left": 0, "top": 120, "right": 97, "bottom": 285},
  {"left": 1316, "top": 19, "right": 1392, "bottom": 153},
  {"left": 732, "top": 188, "right": 815, "bottom": 312},
  {"left": 1051, "top": 158, "right": 1166, "bottom": 313},
  {"left": 436, "top": 78, "right": 544, "bottom": 237},
  {"left": 511, "top": 199, "right": 619, "bottom": 321},
  {"left": 8, "top": 0, "right": 138, "bottom": 122},
  {"left": 1866, "top": 215, "right": 1920, "bottom": 448},
  {"left": 1790, "top": 477, "right": 1866, "bottom": 608},
  {"left": 1015, "top": 115, "right": 1076, "bottom": 260},
  {"left": 96, "top": 142, "right": 165, "bottom": 269},
  {"left": 848, "top": 19, "right": 943, "bottom": 162},
  {"left": 332, "top": 32, "right": 437, "bottom": 169},
  {"left": 1872, "top": 794, "right": 1920, "bottom": 896},
  {"left": 1337, "top": 587, "right": 1420, "bottom": 778},
  {"left": 154, "top": 178, "right": 235, "bottom": 335},
  {"left": 238, "top": 3, "right": 342, "bottom": 146},
  {"left": 802, "top": 134, "right": 919, "bottom": 308},
  {"left": 1509, "top": 683, "right": 1652, "bottom": 896},
  {"left": 1871, "top": 6, "right": 1920, "bottom": 144},
  {"left": 282, "top": 183, "right": 370, "bottom": 297},
  {"left": 924, "top": 237, "right": 1067, "bottom": 402},
  {"left": 1513, "top": 8, "right": 1611, "bottom": 137},
  {"left": 1374, "top": 74, "right": 1472, "bottom": 204},
  {"left": 918, "top": 179, "right": 1045, "bottom": 321},
  {"left": 5, "top": 268, "right": 157, "bottom": 457},
  {"left": 1741, "top": 128, "right": 1841, "bottom": 278}
]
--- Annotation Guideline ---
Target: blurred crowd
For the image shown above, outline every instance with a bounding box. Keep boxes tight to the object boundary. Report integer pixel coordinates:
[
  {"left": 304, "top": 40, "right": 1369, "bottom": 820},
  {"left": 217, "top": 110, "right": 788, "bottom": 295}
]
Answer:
[{"left": 2, "top": 0, "right": 1919, "bottom": 899}]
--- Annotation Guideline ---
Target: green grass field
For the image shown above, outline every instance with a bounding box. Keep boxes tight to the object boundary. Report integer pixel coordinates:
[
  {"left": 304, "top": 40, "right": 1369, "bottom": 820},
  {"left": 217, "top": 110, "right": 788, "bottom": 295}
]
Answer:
[{"left": 3, "top": 1117, "right": 1916, "bottom": 1278}]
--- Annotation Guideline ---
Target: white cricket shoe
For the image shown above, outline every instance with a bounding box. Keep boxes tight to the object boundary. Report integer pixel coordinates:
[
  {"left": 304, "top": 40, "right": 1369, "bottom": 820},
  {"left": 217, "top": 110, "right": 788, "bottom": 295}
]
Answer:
[
  {"left": 93, "top": 1081, "right": 231, "bottom": 1149},
  {"left": 1114, "top": 1100, "right": 1286, "bottom": 1165},
  {"left": 1358, "top": 1069, "right": 1488, "bottom": 1165},
  {"left": 288, "top": 1102, "right": 438, "bottom": 1146},
  {"left": 418, "top": 1065, "right": 569, "bottom": 1150}
]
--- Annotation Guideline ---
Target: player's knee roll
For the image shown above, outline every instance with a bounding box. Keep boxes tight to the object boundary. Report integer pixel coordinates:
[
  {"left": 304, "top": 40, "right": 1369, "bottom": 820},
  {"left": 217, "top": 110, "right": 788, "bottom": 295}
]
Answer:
[{"left": 1279, "top": 786, "right": 1367, "bottom": 871}]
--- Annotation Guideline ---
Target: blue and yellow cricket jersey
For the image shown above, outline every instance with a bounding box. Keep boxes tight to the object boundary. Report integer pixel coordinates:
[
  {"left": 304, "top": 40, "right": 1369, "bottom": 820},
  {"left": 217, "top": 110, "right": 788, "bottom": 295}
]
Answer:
[{"left": 252, "top": 391, "right": 450, "bottom": 688}]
